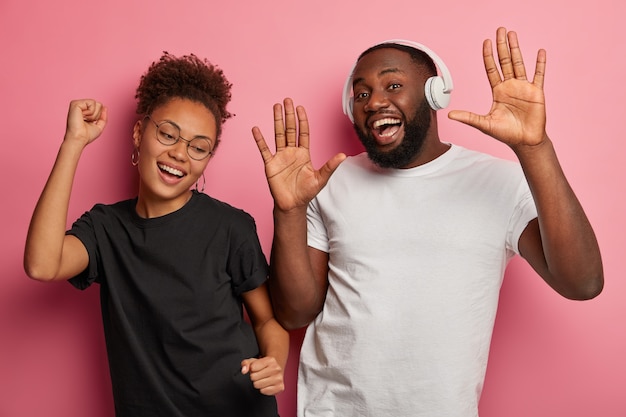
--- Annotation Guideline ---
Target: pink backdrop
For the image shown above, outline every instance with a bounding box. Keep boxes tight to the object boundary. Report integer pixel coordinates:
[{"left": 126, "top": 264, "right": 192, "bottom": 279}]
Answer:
[{"left": 2, "top": 0, "right": 624, "bottom": 416}]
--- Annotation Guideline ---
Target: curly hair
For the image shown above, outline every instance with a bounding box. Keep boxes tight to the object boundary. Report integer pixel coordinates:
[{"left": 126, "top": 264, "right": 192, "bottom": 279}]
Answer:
[{"left": 135, "top": 52, "right": 233, "bottom": 148}]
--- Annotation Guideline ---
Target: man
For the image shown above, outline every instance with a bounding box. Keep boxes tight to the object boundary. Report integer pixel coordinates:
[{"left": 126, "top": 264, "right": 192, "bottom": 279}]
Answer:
[{"left": 252, "top": 27, "right": 603, "bottom": 416}]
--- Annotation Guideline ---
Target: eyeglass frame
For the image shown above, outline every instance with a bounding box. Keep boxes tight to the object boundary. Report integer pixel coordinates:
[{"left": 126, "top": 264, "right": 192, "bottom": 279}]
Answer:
[{"left": 143, "top": 115, "right": 214, "bottom": 161}]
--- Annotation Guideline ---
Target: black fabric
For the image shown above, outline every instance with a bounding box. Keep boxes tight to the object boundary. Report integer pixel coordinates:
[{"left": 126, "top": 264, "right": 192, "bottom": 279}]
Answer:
[{"left": 67, "top": 191, "right": 277, "bottom": 416}]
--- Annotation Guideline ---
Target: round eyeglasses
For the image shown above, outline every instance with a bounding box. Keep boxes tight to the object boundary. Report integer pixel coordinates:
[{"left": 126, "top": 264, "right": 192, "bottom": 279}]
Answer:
[{"left": 144, "top": 115, "right": 214, "bottom": 160}]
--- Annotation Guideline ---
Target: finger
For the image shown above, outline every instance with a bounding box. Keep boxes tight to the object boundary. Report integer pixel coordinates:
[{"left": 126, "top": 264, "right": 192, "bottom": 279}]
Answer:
[
  {"left": 506, "top": 30, "right": 528, "bottom": 81},
  {"left": 250, "top": 370, "right": 284, "bottom": 394},
  {"left": 251, "top": 126, "right": 274, "bottom": 164},
  {"left": 259, "top": 383, "right": 285, "bottom": 396},
  {"left": 250, "top": 372, "right": 284, "bottom": 396},
  {"left": 247, "top": 357, "right": 273, "bottom": 373},
  {"left": 318, "top": 153, "right": 347, "bottom": 185},
  {"left": 482, "top": 39, "right": 501, "bottom": 89},
  {"left": 92, "top": 106, "right": 108, "bottom": 129},
  {"left": 241, "top": 359, "right": 251, "bottom": 374},
  {"left": 67, "top": 100, "right": 94, "bottom": 130},
  {"left": 495, "top": 27, "right": 515, "bottom": 80},
  {"left": 82, "top": 99, "right": 99, "bottom": 121},
  {"left": 90, "top": 101, "right": 105, "bottom": 123},
  {"left": 273, "top": 102, "right": 286, "bottom": 150},
  {"left": 296, "top": 105, "right": 310, "bottom": 149},
  {"left": 81, "top": 100, "right": 105, "bottom": 125},
  {"left": 283, "top": 98, "right": 297, "bottom": 147},
  {"left": 69, "top": 99, "right": 89, "bottom": 117},
  {"left": 248, "top": 362, "right": 284, "bottom": 395},
  {"left": 248, "top": 357, "right": 282, "bottom": 379},
  {"left": 447, "top": 110, "right": 487, "bottom": 133},
  {"left": 533, "top": 49, "right": 547, "bottom": 89}
]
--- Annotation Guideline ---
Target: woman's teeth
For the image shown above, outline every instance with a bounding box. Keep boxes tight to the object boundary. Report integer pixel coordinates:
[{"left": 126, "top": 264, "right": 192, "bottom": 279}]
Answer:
[{"left": 158, "top": 164, "right": 184, "bottom": 177}]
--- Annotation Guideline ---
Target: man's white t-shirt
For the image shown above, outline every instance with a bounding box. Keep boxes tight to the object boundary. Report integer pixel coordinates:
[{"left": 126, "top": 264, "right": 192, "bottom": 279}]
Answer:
[{"left": 300, "top": 145, "right": 537, "bottom": 417}]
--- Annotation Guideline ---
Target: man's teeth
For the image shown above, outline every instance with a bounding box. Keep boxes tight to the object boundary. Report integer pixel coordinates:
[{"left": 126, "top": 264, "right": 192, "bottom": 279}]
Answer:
[
  {"left": 372, "top": 117, "right": 401, "bottom": 138},
  {"left": 379, "top": 126, "right": 400, "bottom": 138},
  {"left": 372, "top": 118, "right": 401, "bottom": 129},
  {"left": 158, "top": 164, "right": 184, "bottom": 177}
]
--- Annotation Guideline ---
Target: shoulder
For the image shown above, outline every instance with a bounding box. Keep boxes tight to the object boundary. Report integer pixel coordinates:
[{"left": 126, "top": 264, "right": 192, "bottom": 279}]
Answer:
[
  {"left": 332, "top": 152, "right": 379, "bottom": 178},
  {"left": 452, "top": 145, "right": 523, "bottom": 174},
  {"left": 193, "top": 192, "right": 257, "bottom": 226},
  {"left": 76, "top": 198, "right": 135, "bottom": 222},
  {"left": 446, "top": 146, "right": 530, "bottom": 201},
  {"left": 345, "top": 152, "right": 375, "bottom": 168}
]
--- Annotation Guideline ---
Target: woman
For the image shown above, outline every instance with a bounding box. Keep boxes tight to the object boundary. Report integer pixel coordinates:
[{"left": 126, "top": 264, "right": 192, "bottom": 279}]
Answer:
[{"left": 24, "top": 52, "right": 287, "bottom": 417}]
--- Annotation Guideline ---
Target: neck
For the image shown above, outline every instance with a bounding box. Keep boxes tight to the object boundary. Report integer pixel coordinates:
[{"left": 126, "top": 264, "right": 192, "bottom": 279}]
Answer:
[{"left": 135, "top": 189, "right": 193, "bottom": 219}]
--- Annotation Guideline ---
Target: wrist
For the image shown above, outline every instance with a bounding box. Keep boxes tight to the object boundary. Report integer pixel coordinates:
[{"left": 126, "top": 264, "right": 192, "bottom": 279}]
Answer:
[
  {"left": 511, "top": 133, "right": 552, "bottom": 157},
  {"left": 273, "top": 204, "right": 307, "bottom": 219},
  {"left": 61, "top": 133, "right": 89, "bottom": 152}
]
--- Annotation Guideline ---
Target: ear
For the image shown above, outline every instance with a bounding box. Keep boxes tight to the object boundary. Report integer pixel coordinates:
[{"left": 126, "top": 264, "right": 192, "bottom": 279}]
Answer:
[{"left": 132, "top": 119, "right": 143, "bottom": 148}]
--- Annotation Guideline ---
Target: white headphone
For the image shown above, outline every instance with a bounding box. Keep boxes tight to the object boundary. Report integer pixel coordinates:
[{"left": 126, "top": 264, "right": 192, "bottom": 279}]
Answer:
[{"left": 342, "top": 39, "right": 454, "bottom": 123}]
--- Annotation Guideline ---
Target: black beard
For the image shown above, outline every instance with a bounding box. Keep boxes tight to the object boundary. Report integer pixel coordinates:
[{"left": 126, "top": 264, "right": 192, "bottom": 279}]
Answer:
[{"left": 354, "top": 99, "right": 432, "bottom": 169}]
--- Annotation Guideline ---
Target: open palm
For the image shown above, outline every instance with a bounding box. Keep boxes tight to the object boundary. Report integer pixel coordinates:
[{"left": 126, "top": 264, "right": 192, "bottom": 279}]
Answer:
[
  {"left": 252, "top": 98, "right": 345, "bottom": 212},
  {"left": 449, "top": 28, "right": 547, "bottom": 148}
]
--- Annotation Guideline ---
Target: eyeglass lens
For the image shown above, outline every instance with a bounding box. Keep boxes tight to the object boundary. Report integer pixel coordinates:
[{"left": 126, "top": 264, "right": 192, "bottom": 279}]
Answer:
[{"left": 155, "top": 121, "right": 212, "bottom": 160}]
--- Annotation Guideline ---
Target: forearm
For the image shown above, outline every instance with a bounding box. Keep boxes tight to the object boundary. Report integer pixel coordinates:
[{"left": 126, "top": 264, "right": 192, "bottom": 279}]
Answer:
[
  {"left": 269, "top": 207, "right": 326, "bottom": 329},
  {"left": 24, "top": 140, "right": 84, "bottom": 280},
  {"left": 254, "top": 318, "right": 289, "bottom": 370},
  {"left": 515, "top": 137, "right": 603, "bottom": 298}
]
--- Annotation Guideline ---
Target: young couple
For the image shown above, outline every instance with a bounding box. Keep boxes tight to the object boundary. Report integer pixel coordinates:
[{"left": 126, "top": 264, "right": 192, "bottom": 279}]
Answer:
[{"left": 25, "top": 27, "right": 602, "bottom": 416}]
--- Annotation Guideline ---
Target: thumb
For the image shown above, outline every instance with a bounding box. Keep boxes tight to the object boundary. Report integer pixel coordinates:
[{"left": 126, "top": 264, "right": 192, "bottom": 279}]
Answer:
[
  {"left": 448, "top": 109, "right": 489, "bottom": 132},
  {"left": 318, "top": 153, "right": 347, "bottom": 184},
  {"left": 241, "top": 358, "right": 255, "bottom": 374}
]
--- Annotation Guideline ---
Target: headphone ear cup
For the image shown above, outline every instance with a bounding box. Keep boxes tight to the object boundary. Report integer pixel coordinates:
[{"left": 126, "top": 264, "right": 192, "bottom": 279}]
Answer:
[
  {"left": 348, "top": 97, "right": 354, "bottom": 122},
  {"left": 424, "top": 76, "right": 450, "bottom": 110}
]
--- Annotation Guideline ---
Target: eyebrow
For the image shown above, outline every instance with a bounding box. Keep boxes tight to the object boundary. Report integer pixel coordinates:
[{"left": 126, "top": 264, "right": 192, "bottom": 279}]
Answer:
[
  {"left": 352, "top": 67, "right": 405, "bottom": 87},
  {"left": 159, "top": 119, "right": 214, "bottom": 141}
]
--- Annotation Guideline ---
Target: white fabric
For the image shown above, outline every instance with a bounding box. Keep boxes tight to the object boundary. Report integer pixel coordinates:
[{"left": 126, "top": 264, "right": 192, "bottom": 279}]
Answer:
[{"left": 300, "top": 145, "right": 538, "bottom": 417}]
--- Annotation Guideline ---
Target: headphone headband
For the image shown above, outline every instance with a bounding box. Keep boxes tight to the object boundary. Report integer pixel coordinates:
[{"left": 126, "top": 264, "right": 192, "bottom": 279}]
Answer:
[{"left": 342, "top": 39, "right": 454, "bottom": 122}]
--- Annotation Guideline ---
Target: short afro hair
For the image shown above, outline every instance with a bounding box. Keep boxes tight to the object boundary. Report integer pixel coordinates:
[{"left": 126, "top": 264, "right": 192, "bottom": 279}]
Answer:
[
  {"left": 359, "top": 43, "right": 437, "bottom": 77},
  {"left": 135, "top": 52, "right": 233, "bottom": 149}
]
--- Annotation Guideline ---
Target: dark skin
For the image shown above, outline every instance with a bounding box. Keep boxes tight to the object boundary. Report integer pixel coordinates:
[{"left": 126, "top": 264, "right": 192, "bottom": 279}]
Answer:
[
  {"left": 24, "top": 98, "right": 288, "bottom": 395},
  {"left": 252, "top": 27, "right": 603, "bottom": 330}
]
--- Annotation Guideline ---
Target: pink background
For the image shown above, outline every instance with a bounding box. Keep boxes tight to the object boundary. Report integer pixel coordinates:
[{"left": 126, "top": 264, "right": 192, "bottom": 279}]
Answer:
[{"left": 1, "top": 0, "right": 624, "bottom": 416}]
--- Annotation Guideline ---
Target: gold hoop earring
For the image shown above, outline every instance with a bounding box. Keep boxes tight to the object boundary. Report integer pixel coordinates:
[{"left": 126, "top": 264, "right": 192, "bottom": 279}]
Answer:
[
  {"left": 131, "top": 148, "right": 140, "bottom": 166},
  {"left": 195, "top": 174, "right": 206, "bottom": 193}
]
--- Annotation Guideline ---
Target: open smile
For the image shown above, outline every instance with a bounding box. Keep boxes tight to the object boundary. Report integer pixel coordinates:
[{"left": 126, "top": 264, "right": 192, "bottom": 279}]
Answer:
[
  {"left": 369, "top": 117, "right": 403, "bottom": 145},
  {"left": 158, "top": 163, "right": 186, "bottom": 179}
]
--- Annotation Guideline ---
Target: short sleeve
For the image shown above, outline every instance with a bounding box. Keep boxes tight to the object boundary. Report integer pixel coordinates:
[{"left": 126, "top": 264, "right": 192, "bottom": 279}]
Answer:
[
  {"left": 227, "top": 214, "right": 269, "bottom": 296},
  {"left": 306, "top": 197, "right": 329, "bottom": 253},
  {"left": 66, "top": 209, "right": 101, "bottom": 290},
  {"left": 506, "top": 176, "right": 538, "bottom": 255}
]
